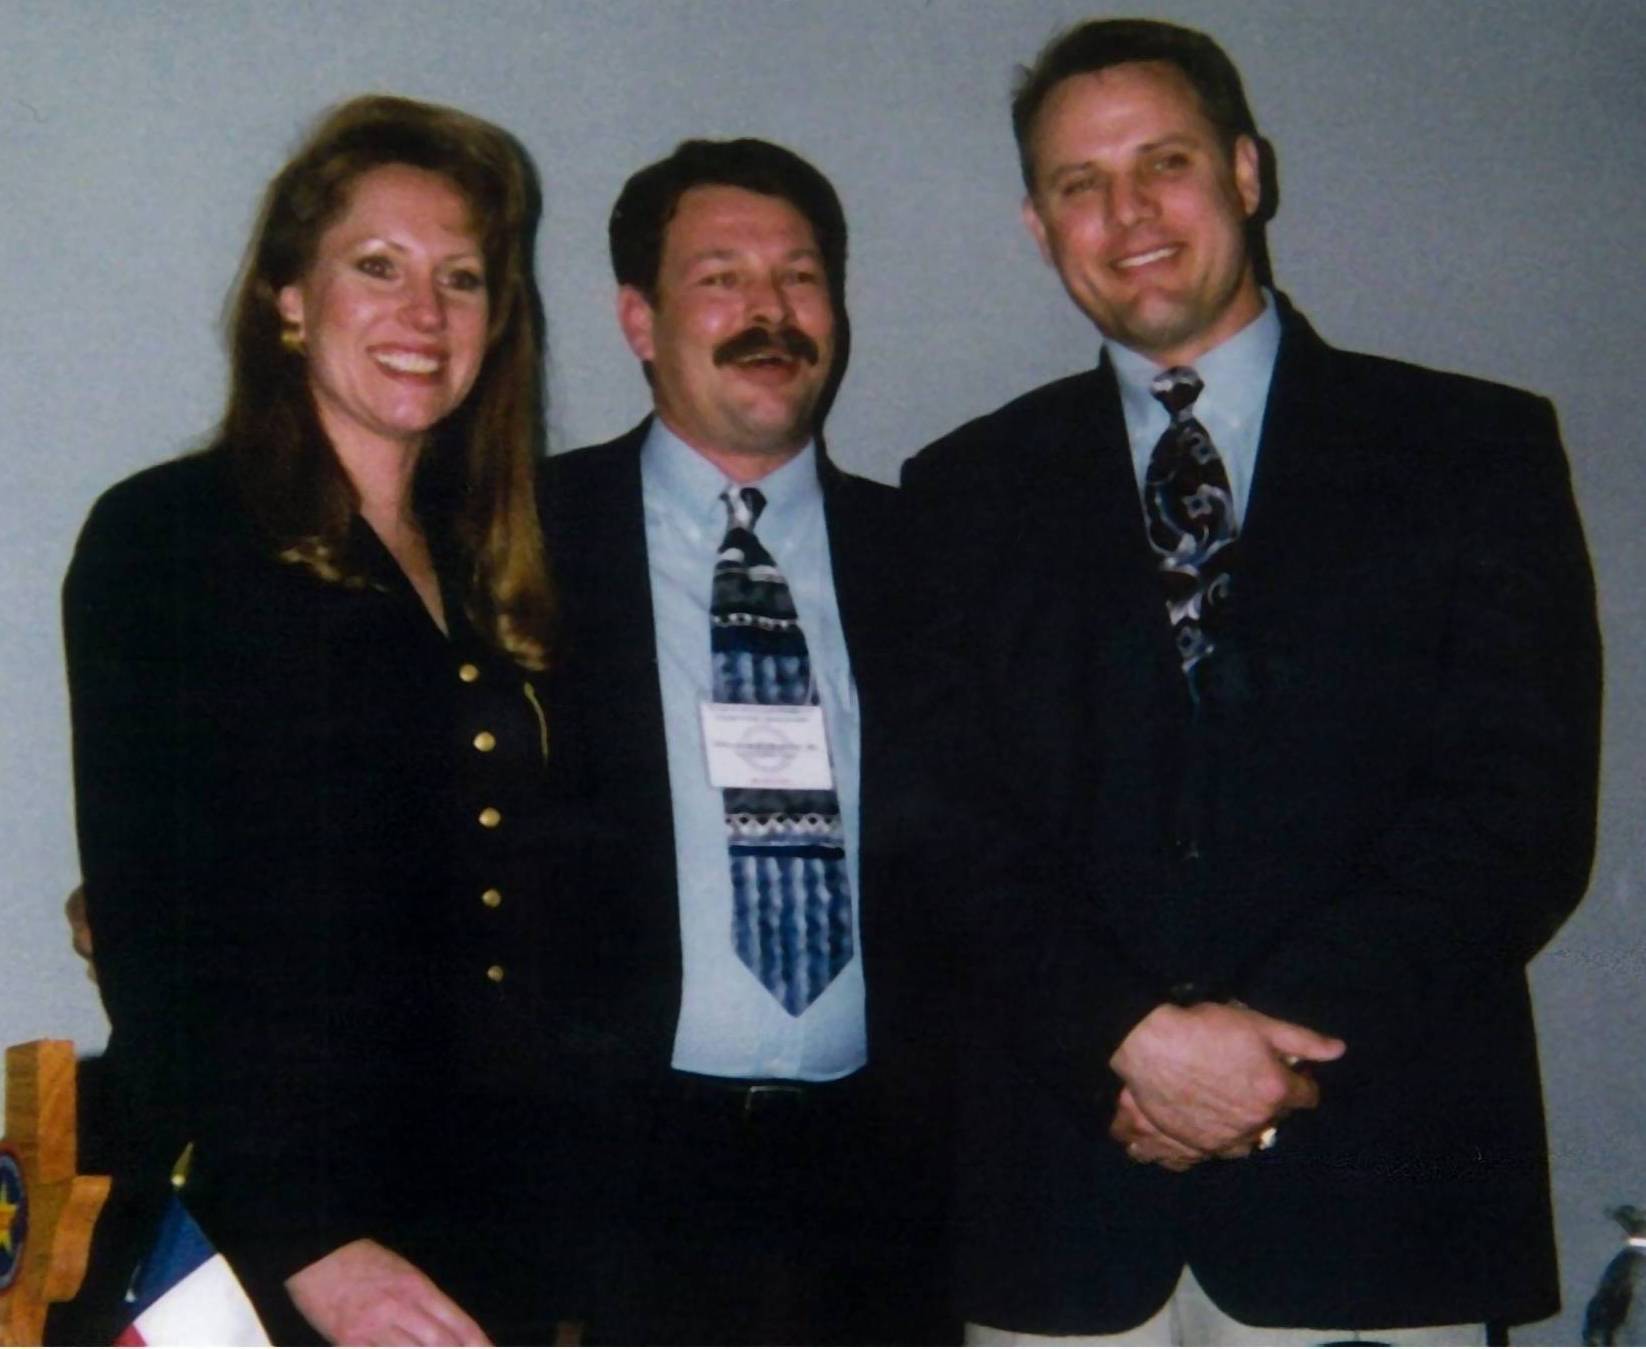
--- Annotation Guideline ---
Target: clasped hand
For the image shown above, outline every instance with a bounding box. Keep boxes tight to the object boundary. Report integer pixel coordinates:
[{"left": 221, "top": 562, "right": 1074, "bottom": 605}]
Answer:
[{"left": 1107, "top": 1002, "right": 1345, "bottom": 1171}]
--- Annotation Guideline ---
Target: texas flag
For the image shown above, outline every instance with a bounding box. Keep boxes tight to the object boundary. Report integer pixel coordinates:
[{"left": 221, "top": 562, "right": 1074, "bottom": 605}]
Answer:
[{"left": 115, "top": 1197, "right": 269, "bottom": 1346}]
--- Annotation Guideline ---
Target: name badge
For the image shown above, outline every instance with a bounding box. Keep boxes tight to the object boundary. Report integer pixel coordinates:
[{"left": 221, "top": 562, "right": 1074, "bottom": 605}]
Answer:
[{"left": 700, "top": 702, "right": 835, "bottom": 791}]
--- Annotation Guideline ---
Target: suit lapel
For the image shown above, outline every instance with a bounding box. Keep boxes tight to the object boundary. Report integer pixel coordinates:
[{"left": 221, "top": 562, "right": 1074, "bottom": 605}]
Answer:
[
  {"left": 1240, "top": 307, "right": 1327, "bottom": 561},
  {"left": 1234, "top": 305, "right": 1366, "bottom": 618},
  {"left": 557, "top": 422, "right": 667, "bottom": 722},
  {"left": 548, "top": 424, "right": 684, "bottom": 1048},
  {"left": 816, "top": 454, "right": 896, "bottom": 690},
  {"left": 583, "top": 425, "right": 676, "bottom": 863}
]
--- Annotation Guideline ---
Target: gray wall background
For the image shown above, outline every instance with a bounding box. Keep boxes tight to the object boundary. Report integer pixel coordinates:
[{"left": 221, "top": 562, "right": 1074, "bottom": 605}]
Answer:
[{"left": 2, "top": 1, "right": 1640, "bottom": 1340}]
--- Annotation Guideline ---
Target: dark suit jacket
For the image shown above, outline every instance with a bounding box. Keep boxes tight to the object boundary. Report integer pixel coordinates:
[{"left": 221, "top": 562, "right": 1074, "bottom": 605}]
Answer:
[
  {"left": 901, "top": 300, "right": 1601, "bottom": 1333},
  {"left": 62, "top": 447, "right": 593, "bottom": 1341}
]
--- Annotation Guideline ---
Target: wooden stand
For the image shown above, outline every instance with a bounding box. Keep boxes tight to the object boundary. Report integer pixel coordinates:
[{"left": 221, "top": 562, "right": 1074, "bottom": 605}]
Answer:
[{"left": 0, "top": 1041, "right": 111, "bottom": 1347}]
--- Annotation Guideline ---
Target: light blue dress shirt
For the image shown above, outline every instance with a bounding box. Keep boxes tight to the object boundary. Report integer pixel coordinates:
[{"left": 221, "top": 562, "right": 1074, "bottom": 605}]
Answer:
[
  {"left": 640, "top": 419, "right": 866, "bottom": 1081},
  {"left": 1104, "top": 293, "right": 1282, "bottom": 528}
]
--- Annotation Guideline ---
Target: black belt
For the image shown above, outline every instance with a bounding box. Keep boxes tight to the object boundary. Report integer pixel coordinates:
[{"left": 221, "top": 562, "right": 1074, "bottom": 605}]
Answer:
[{"left": 663, "top": 1069, "right": 866, "bottom": 1124}]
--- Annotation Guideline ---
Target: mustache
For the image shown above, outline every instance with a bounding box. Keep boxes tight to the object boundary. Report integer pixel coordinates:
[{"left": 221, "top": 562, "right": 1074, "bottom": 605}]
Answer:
[{"left": 712, "top": 325, "right": 821, "bottom": 367}]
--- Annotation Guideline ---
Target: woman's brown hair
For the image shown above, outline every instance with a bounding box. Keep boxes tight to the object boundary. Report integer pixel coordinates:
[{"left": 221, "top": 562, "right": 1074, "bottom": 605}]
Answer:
[{"left": 220, "top": 94, "right": 553, "bottom": 669}]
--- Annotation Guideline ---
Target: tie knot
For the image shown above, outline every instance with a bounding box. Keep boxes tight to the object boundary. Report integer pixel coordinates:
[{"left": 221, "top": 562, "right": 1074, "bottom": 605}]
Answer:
[
  {"left": 1150, "top": 366, "right": 1204, "bottom": 418},
  {"left": 722, "top": 485, "right": 766, "bottom": 532}
]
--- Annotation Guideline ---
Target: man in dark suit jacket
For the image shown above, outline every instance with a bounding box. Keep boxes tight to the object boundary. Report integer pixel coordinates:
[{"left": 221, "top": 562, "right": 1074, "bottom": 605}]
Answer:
[
  {"left": 902, "top": 19, "right": 1600, "bottom": 1344},
  {"left": 542, "top": 138, "right": 948, "bottom": 1346}
]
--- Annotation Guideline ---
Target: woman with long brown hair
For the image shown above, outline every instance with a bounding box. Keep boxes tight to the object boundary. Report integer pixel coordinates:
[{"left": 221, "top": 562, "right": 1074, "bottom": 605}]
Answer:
[{"left": 63, "top": 95, "right": 575, "bottom": 1344}]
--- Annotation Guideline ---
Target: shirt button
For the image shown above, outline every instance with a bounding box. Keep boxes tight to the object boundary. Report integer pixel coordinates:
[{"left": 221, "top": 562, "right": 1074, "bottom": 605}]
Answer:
[
  {"left": 481, "top": 888, "right": 502, "bottom": 909},
  {"left": 458, "top": 662, "right": 480, "bottom": 683},
  {"left": 472, "top": 730, "right": 496, "bottom": 753},
  {"left": 486, "top": 964, "right": 505, "bottom": 983},
  {"left": 478, "top": 806, "right": 502, "bottom": 829}
]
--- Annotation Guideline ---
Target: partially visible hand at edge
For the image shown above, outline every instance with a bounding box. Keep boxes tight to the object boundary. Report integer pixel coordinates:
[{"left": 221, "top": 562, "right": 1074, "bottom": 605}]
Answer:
[
  {"left": 285, "top": 1238, "right": 492, "bottom": 1347},
  {"left": 66, "top": 884, "right": 95, "bottom": 979}
]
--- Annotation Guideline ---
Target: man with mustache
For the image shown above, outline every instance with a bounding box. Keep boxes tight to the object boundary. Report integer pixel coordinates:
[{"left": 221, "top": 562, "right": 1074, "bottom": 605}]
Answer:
[
  {"left": 902, "top": 17, "right": 1600, "bottom": 1345},
  {"left": 543, "top": 138, "right": 948, "bottom": 1345}
]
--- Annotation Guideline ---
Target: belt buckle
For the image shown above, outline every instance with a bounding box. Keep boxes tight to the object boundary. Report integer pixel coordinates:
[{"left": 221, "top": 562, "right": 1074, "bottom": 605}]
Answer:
[{"left": 741, "top": 1082, "right": 804, "bottom": 1120}]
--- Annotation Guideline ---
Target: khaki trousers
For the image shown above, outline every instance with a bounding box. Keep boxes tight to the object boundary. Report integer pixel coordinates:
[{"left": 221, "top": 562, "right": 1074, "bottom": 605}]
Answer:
[{"left": 967, "top": 1265, "right": 1486, "bottom": 1347}]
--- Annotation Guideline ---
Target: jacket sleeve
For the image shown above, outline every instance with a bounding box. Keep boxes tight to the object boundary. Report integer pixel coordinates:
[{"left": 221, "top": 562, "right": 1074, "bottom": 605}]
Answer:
[
  {"left": 64, "top": 472, "right": 372, "bottom": 1298},
  {"left": 1235, "top": 391, "right": 1600, "bottom": 1047},
  {"left": 900, "top": 441, "right": 1162, "bottom": 1118}
]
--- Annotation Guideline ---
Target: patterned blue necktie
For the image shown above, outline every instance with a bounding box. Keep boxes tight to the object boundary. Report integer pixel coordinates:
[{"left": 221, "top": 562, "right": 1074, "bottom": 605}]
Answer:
[
  {"left": 712, "top": 486, "right": 853, "bottom": 1015},
  {"left": 1143, "top": 366, "right": 1238, "bottom": 677}
]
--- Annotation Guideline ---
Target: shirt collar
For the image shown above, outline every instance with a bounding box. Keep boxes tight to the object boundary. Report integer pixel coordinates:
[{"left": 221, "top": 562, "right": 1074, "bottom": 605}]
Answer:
[
  {"left": 640, "top": 416, "right": 821, "bottom": 536},
  {"left": 1104, "top": 290, "right": 1281, "bottom": 434}
]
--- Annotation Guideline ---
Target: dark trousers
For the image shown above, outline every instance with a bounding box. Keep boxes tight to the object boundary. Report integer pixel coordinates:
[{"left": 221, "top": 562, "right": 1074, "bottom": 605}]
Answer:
[
  {"left": 592, "top": 1069, "right": 953, "bottom": 1347},
  {"left": 396, "top": 1093, "right": 600, "bottom": 1346}
]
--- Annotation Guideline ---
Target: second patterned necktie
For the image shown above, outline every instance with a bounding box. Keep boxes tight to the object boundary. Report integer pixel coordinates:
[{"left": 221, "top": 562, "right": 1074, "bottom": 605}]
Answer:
[
  {"left": 711, "top": 486, "right": 853, "bottom": 1016},
  {"left": 1142, "top": 366, "right": 1239, "bottom": 678}
]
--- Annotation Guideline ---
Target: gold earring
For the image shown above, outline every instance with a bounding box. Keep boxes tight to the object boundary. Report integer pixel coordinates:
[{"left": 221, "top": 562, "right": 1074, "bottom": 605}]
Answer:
[{"left": 280, "top": 323, "right": 306, "bottom": 355}]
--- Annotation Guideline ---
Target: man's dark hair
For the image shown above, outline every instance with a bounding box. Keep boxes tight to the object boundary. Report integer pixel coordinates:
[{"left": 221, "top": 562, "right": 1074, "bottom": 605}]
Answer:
[
  {"left": 608, "top": 137, "right": 847, "bottom": 307},
  {"left": 1011, "top": 18, "right": 1261, "bottom": 193}
]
